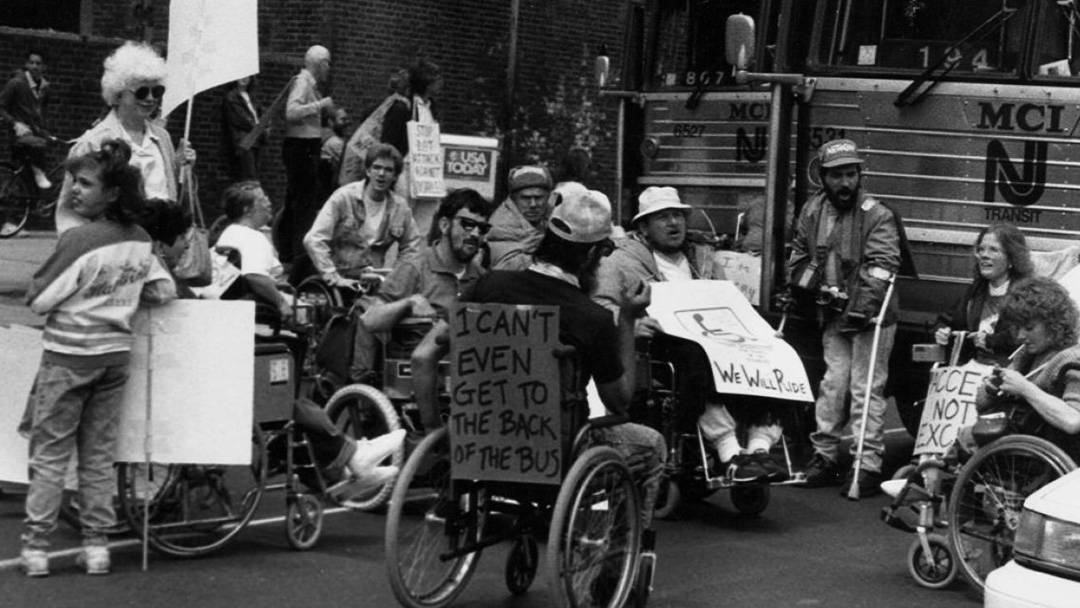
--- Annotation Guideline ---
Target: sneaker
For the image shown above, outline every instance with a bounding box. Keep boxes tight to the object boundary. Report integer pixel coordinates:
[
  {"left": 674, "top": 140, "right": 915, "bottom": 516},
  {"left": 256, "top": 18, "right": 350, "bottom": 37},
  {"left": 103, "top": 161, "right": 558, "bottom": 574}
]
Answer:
[
  {"left": 348, "top": 429, "right": 406, "bottom": 476},
  {"left": 76, "top": 545, "right": 110, "bottom": 575},
  {"left": 21, "top": 548, "right": 48, "bottom": 577},
  {"left": 880, "top": 478, "right": 908, "bottom": 500},
  {"left": 723, "top": 453, "right": 768, "bottom": 484},
  {"left": 751, "top": 450, "right": 788, "bottom": 482},
  {"left": 801, "top": 453, "right": 842, "bottom": 488},
  {"left": 839, "top": 468, "right": 884, "bottom": 498}
]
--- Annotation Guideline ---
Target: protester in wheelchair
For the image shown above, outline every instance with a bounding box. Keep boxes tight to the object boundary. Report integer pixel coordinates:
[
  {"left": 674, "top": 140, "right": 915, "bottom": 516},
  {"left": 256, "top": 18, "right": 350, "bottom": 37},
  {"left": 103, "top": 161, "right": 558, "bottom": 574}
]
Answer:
[
  {"left": 593, "top": 186, "right": 785, "bottom": 484},
  {"left": 213, "top": 181, "right": 296, "bottom": 319},
  {"left": 300, "top": 142, "right": 421, "bottom": 289},
  {"left": 356, "top": 188, "right": 491, "bottom": 406},
  {"left": 952, "top": 277, "right": 1080, "bottom": 460},
  {"left": 933, "top": 223, "right": 1033, "bottom": 366},
  {"left": 136, "top": 197, "right": 196, "bottom": 299}
]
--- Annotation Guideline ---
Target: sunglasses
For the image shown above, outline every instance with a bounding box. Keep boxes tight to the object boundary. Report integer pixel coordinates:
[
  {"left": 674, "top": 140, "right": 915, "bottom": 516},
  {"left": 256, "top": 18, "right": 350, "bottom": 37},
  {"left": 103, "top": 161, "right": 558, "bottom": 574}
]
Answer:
[
  {"left": 130, "top": 85, "right": 166, "bottom": 101},
  {"left": 455, "top": 216, "right": 492, "bottom": 235}
]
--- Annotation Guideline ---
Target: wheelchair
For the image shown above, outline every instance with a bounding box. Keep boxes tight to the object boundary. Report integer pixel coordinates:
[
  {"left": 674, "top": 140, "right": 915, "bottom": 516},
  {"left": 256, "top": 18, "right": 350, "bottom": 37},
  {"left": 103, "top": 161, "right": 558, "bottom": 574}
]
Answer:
[
  {"left": 384, "top": 351, "right": 648, "bottom": 608},
  {"left": 632, "top": 340, "right": 803, "bottom": 519},
  {"left": 112, "top": 299, "right": 400, "bottom": 556}
]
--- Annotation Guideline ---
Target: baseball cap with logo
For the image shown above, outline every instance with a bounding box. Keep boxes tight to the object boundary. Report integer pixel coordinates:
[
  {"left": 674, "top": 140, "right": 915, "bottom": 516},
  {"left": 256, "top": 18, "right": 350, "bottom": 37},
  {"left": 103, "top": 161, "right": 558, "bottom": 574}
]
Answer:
[
  {"left": 632, "top": 186, "right": 691, "bottom": 223},
  {"left": 508, "top": 165, "right": 553, "bottom": 194},
  {"left": 549, "top": 189, "right": 612, "bottom": 244},
  {"left": 818, "top": 139, "right": 865, "bottom": 169}
]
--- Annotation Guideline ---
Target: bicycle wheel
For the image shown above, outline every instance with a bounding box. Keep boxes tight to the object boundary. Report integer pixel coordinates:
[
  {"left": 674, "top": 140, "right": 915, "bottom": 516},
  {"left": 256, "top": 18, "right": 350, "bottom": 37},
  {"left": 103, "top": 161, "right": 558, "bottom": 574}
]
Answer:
[
  {"left": 947, "top": 435, "right": 1076, "bottom": 595},
  {"left": 117, "top": 424, "right": 269, "bottom": 558},
  {"left": 0, "top": 164, "right": 30, "bottom": 238},
  {"left": 385, "top": 428, "right": 485, "bottom": 608},
  {"left": 326, "top": 383, "right": 403, "bottom": 510},
  {"left": 547, "top": 446, "right": 642, "bottom": 608}
]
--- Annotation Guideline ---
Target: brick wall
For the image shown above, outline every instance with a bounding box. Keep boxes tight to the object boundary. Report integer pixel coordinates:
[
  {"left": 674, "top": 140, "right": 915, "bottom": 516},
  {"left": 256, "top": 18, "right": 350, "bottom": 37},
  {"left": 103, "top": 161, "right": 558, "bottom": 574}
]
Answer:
[{"left": 0, "top": 0, "right": 628, "bottom": 225}]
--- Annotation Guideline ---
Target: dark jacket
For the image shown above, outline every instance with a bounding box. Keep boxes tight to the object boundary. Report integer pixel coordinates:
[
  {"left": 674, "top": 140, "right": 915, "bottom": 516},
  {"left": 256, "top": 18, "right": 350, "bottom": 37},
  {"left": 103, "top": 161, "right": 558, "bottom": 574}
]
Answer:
[
  {"left": 936, "top": 280, "right": 1021, "bottom": 365},
  {"left": 0, "top": 69, "right": 49, "bottom": 134}
]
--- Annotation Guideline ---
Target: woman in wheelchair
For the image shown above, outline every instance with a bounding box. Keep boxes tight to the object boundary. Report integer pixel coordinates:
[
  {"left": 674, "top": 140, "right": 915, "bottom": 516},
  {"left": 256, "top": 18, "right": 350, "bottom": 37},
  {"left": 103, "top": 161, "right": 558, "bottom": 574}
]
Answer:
[
  {"left": 214, "top": 181, "right": 295, "bottom": 319},
  {"left": 959, "top": 276, "right": 1080, "bottom": 457}
]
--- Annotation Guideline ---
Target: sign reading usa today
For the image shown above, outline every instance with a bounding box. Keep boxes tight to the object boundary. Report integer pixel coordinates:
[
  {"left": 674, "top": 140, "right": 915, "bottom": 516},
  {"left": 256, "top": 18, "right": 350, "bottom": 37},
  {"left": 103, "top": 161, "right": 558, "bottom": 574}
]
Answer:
[{"left": 442, "top": 134, "right": 499, "bottom": 201}]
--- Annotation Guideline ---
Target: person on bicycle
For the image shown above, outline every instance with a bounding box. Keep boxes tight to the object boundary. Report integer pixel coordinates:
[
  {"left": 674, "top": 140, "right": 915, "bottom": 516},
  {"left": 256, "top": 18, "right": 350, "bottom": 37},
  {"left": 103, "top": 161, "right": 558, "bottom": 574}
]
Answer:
[
  {"left": 0, "top": 49, "right": 52, "bottom": 191},
  {"left": 459, "top": 188, "right": 664, "bottom": 604},
  {"left": 593, "top": 186, "right": 786, "bottom": 484},
  {"left": 357, "top": 188, "right": 492, "bottom": 421},
  {"left": 299, "top": 142, "right": 421, "bottom": 287}
]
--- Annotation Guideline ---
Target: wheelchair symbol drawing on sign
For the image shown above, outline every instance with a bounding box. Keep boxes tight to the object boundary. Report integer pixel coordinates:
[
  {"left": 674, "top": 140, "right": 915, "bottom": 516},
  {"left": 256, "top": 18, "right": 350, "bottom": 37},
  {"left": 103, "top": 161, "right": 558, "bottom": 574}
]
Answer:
[{"left": 675, "top": 307, "right": 759, "bottom": 345}]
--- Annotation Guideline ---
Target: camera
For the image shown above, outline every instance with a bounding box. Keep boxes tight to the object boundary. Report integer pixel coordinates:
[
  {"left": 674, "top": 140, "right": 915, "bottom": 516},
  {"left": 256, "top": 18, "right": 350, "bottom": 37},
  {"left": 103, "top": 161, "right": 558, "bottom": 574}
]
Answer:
[{"left": 815, "top": 286, "right": 849, "bottom": 313}]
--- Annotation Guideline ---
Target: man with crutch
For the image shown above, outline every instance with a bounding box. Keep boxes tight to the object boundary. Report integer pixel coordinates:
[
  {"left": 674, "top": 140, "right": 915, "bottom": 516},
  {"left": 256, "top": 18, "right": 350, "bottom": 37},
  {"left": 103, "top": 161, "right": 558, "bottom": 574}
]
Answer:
[{"left": 780, "top": 139, "right": 902, "bottom": 498}]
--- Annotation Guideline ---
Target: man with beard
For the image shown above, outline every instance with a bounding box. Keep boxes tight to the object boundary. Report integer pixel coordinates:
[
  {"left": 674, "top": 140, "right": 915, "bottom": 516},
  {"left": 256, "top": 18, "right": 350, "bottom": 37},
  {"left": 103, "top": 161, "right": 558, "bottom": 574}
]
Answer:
[
  {"left": 462, "top": 188, "right": 663, "bottom": 605},
  {"left": 355, "top": 188, "right": 491, "bottom": 425},
  {"left": 784, "top": 139, "right": 902, "bottom": 497},
  {"left": 593, "top": 186, "right": 786, "bottom": 484},
  {"left": 486, "top": 165, "right": 554, "bottom": 270},
  {"left": 301, "top": 142, "right": 421, "bottom": 289}
]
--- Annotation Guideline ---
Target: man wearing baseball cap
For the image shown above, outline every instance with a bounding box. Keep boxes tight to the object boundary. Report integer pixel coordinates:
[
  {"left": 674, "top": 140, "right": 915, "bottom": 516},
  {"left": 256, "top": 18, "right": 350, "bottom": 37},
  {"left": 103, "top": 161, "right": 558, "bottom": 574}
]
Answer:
[
  {"left": 485, "top": 165, "right": 553, "bottom": 270},
  {"left": 593, "top": 186, "right": 787, "bottom": 484},
  {"left": 465, "top": 187, "right": 664, "bottom": 605},
  {"left": 782, "top": 138, "right": 903, "bottom": 498}
]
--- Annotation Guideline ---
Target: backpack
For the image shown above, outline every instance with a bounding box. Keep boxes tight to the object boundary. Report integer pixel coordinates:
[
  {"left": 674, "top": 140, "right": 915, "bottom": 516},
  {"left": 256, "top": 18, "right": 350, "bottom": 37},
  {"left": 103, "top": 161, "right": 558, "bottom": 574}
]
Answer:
[{"left": 338, "top": 93, "right": 408, "bottom": 185}]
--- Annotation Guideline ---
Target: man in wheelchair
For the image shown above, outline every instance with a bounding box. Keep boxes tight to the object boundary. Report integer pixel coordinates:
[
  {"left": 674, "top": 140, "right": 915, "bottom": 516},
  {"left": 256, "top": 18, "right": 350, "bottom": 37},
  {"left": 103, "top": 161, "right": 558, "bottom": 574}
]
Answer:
[
  {"left": 355, "top": 187, "right": 491, "bottom": 417},
  {"left": 592, "top": 186, "right": 785, "bottom": 484},
  {"left": 453, "top": 188, "right": 666, "bottom": 601},
  {"left": 299, "top": 142, "right": 421, "bottom": 289}
]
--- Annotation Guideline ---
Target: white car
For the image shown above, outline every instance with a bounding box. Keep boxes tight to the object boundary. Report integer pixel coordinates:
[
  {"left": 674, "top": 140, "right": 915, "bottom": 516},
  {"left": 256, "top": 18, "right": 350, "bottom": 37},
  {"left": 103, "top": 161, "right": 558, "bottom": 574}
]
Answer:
[{"left": 985, "top": 467, "right": 1080, "bottom": 607}]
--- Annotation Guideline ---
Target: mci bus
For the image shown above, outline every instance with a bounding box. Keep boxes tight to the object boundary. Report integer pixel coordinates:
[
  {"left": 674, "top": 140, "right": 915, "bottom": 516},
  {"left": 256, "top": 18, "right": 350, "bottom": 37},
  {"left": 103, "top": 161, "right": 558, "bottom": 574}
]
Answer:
[{"left": 601, "top": 0, "right": 1080, "bottom": 432}]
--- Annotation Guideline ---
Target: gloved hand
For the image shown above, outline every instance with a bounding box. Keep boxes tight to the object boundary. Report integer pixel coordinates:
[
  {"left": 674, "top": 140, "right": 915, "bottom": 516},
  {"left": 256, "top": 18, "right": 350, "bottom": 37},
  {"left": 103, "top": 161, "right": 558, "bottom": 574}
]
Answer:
[{"left": 772, "top": 287, "right": 797, "bottom": 313}]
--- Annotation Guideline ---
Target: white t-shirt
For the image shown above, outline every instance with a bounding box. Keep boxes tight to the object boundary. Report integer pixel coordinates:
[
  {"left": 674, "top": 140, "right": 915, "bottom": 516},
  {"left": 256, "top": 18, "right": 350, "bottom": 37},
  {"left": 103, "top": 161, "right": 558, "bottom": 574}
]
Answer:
[
  {"left": 654, "top": 251, "right": 693, "bottom": 282},
  {"left": 217, "top": 223, "right": 283, "bottom": 281}
]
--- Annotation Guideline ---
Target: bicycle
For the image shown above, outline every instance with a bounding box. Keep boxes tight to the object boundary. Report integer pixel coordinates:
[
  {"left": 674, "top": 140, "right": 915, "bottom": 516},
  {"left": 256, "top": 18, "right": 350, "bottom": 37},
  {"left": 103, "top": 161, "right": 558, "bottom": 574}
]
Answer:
[{"left": 0, "top": 134, "right": 66, "bottom": 238}]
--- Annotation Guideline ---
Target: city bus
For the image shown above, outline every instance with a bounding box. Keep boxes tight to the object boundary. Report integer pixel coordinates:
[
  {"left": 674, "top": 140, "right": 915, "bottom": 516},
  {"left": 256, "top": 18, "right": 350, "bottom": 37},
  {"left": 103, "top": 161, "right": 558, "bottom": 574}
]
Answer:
[{"left": 603, "top": 0, "right": 1080, "bottom": 433}]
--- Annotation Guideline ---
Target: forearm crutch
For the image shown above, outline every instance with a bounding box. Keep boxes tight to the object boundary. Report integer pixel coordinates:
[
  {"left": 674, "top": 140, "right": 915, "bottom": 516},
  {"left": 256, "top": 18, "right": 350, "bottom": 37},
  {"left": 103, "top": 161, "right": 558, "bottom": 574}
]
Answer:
[{"left": 848, "top": 273, "right": 897, "bottom": 501}]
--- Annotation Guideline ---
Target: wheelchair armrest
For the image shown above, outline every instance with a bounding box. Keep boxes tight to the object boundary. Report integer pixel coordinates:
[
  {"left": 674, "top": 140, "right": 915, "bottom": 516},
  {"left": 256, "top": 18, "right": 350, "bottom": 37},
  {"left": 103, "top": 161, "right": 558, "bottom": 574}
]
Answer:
[{"left": 552, "top": 345, "right": 577, "bottom": 360}]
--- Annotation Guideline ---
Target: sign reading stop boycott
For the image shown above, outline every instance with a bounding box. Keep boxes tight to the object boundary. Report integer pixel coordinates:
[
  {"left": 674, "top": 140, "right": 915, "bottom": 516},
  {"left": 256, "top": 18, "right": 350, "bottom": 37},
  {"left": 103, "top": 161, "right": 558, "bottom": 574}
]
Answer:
[
  {"left": 913, "top": 361, "right": 993, "bottom": 455},
  {"left": 449, "top": 303, "right": 562, "bottom": 485}
]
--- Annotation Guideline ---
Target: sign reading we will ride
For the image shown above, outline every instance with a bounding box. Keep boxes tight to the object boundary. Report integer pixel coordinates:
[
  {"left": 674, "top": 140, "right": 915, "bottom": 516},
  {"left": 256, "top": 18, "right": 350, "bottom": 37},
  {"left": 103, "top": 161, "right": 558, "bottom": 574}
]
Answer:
[
  {"left": 449, "top": 303, "right": 561, "bottom": 485},
  {"left": 913, "top": 361, "right": 993, "bottom": 455}
]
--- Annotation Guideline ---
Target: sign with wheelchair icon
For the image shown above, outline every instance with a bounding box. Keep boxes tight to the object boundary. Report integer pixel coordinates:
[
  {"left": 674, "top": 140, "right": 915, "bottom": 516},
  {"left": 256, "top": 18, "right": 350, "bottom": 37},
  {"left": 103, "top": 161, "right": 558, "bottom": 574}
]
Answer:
[
  {"left": 448, "top": 303, "right": 562, "bottom": 485},
  {"left": 648, "top": 280, "right": 812, "bottom": 402}
]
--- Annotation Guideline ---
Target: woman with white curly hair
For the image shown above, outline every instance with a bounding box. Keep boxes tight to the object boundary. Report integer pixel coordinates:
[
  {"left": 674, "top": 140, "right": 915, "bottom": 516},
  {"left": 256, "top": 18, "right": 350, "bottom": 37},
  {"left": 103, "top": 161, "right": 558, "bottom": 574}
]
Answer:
[{"left": 56, "top": 41, "right": 196, "bottom": 234}]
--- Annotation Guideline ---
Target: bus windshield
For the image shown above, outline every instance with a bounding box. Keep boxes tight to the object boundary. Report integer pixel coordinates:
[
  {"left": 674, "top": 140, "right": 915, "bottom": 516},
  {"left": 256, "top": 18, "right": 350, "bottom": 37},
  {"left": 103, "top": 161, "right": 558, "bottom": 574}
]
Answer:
[
  {"left": 647, "top": 0, "right": 776, "bottom": 91},
  {"left": 811, "top": 0, "right": 1034, "bottom": 74}
]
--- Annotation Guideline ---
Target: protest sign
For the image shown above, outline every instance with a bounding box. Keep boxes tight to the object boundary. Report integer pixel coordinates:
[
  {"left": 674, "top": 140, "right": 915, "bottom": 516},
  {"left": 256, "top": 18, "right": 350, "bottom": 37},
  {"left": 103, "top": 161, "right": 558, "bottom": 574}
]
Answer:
[
  {"left": 647, "top": 281, "right": 812, "bottom": 402},
  {"left": 913, "top": 361, "right": 991, "bottom": 455},
  {"left": 449, "top": 303, "right": 562, "bottom": 485},
  {"left": 407, "top": 121, "right": 445, "bottom": 198},
  {"left": 713, "top": 250, "right": 762, "bottom": 305},
  {"left": 442, "top": 134, "right": 499, "bottom": 200},
  {"left": 0, "top": 324, "right": 45, "bottom": 485}
]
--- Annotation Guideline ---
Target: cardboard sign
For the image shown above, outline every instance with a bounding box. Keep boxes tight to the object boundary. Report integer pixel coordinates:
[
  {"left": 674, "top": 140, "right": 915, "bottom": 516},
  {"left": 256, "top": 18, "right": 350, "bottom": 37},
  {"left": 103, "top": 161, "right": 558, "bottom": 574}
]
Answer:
[
  {"left": 407, "top": 121, "right": 445, "bottom": 198},
  {"left": 647, "top": 281, "right": 812, "bottom": 402},
  {"left": 0, "top": 324, "right": 46, "bottom": 485},
  {"left": 913, "top": 361, "right": 991, "bottom": 455},
  {"left": 449, "top": 303, "right": 562, "bottom": 485},
  {"left": 713, "top": 251, "right": 762, "bottom": 305}
]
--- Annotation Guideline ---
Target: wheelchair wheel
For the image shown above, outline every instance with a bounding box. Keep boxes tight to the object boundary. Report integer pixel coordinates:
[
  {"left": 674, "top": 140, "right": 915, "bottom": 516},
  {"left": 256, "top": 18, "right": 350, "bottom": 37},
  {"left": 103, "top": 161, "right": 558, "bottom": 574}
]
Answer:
[
  {"left": 504, "top": 534, "right": 539, "bottom": 596},
  {"left": 386, "top": 428, "right": 486, "bottom": 608},
  {"left": 285, "top": 493, "right": 324, "bottom": 551},
  {"left": 908, "top": 533, "right": 958, "bottom": 590},
  {"left": 117, "top": 424, "right": 268, "bottom": 558},
  {"left": 653, "top": 477, "right": 681, "bottom": 520},
  {"left": 547, "top": 446, "right": 642, "bottom": 608},
  {"left": 326, "top": 384, "right": 403, "bottom": 511},
  {"left": 730, "top": 485, "right": 770, "bottom": 517},
  {"left": 947, "top": 435, "right": 1076, "bottom": 595}
]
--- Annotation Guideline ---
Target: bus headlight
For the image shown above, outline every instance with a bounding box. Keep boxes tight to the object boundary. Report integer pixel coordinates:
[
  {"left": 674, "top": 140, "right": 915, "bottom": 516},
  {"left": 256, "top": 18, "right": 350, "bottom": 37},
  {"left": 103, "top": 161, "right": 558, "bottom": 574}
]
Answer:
[{"left": 640, "top": 137, "right": 659, "bottom": 159}]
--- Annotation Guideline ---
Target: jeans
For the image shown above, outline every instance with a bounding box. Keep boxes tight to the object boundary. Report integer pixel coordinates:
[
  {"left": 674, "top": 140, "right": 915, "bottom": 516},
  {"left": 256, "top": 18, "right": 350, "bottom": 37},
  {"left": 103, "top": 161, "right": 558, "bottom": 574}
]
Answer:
[
  {"left": 811, "top": 320, "right": 896, "bottom": 473},
  {"left": 592, "top": 422, "right": 666, "bottom": 530},
  {"left": 23, "top": 360, "right": 129, "bottom": 549}
]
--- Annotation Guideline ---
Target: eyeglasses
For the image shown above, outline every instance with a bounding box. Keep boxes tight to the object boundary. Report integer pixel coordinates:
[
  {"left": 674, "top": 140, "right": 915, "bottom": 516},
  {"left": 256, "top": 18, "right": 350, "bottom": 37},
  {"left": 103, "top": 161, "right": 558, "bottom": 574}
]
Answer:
[
  {"left": 130, "top": 85, "right": 166, "bottom": 101},
  {"left": 455, "top": 216, "right": 492, "bottom": 235}
]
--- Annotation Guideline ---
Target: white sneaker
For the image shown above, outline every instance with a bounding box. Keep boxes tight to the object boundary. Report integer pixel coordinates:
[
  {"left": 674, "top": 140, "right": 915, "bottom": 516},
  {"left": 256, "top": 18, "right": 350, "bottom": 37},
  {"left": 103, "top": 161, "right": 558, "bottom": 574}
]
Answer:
[
  {"left": 32, "top": 166, "right": 51, "bottom": 190},
  {"left": 881, "top": 478, "right": 907, "bottom": 500},
  {"left": 348, "top": 429, "right": 406, "bottom": 476},
  {"left": 21, "top": 548, "right": 48, "bottom": 577},
  {"left": 76, "top": 545, "right": 110, "bottom": 575}
]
